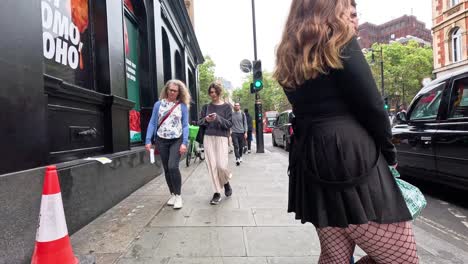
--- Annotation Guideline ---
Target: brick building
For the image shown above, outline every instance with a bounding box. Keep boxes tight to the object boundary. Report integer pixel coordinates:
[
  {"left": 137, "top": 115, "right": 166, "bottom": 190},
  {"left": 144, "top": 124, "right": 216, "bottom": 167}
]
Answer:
[
  {"left": 432, "top": 0, "right": 468, "bottom": 78},
  {"left": 358, "top": 15, "right": 432, "bottom": 49}
]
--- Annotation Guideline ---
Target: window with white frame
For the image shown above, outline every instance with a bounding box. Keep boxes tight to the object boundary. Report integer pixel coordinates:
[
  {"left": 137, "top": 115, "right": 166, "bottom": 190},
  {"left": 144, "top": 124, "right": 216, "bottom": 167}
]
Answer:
[
  {"left": 451, "top": 28, "right": 462, "bottom": 63},
  {"left": 451, "top": 0, "right": 460, "bottom": 7}
]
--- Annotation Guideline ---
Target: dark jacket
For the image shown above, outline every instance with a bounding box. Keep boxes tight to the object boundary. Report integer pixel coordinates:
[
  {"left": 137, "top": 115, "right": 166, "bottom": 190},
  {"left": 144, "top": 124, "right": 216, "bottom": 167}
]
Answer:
[{"left": 245, "top": 112, "right": 253, "bottom": 131}]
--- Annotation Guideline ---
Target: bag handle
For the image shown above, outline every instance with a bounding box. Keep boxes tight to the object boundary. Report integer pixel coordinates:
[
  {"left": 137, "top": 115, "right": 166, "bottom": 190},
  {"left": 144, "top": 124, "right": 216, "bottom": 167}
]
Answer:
[{"left": 158, "top": 102, "right": 180, "bottom": 129}]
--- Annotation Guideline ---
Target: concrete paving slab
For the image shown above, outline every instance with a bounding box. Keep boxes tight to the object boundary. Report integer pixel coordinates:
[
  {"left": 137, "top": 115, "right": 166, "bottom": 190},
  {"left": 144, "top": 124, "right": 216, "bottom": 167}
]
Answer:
[
  {"left": 93, "top": 253, "right": 120, "bottom": 264},
  {"left": 222, "top": 257, "right": 268, "bottom": 264},
  {"left": 72, "top": 194, "right": 167, "bottom": 254},
  {"left": 125, "top": 227, "right": 246, "bottom": 258},
  {"left": 116, "top": 257, "right": 170, "bottom": 264},
  {"left": 238, "top": 196, "right": 288, "bottom": 209},
  {"left": 149, "top": 206, "right": 192, "bottom": 227},
  {"left": 185, "top": 208, "right": 256, "bottom": 227},
  {"left": 244, "top": 183, "right": 288, "bottom": 196},
  {"left": 178, "top": 196, "right": 240, "bottom": 209},
  {"left": 244, "top": 226, "right": 320, "bottom": 256},
  {"left": 266, "top": 256, "right": 320, "bottom": 264},
  {"left": 252, "top": 208, "right": 305, "bottom": 226},
  {"left": 168, "top": 257, "right": 223, "bottom": 264}
]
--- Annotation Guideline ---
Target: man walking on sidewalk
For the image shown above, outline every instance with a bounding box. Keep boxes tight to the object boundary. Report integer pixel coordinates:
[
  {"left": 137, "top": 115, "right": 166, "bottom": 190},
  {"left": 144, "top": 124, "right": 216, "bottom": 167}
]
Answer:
[
  {"left": 231, "top": 102, "right": 248, "bottom": 166},
  {"left": 244, "top": 108, "right": 253, "bottom": 154}
]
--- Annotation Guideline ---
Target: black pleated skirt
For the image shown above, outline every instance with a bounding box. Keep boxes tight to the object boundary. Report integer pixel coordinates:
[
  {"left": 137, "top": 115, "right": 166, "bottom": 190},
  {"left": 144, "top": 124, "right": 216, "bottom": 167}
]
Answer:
[{"left": 288, "top": 115, "right": 412, "bottom": 228}]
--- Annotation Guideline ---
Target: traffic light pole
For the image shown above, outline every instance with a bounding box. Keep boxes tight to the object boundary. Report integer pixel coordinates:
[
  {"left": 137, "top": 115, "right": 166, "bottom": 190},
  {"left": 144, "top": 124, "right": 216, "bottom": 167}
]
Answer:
[{"left": 251, "top": 0, "right": 264, "bottom": 153}]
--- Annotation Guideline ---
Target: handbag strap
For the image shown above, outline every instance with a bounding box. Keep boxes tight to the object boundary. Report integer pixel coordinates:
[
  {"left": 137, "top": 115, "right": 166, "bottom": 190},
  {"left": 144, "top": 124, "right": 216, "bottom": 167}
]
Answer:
[{"left": 157, "top": 101, "right": 180, "bottom": 129}]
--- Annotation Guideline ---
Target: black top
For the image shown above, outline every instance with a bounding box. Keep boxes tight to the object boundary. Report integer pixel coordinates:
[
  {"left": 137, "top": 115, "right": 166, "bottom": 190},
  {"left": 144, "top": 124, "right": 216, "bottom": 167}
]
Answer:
[
  {"left": 245, "top": 112, "right": 253, "bottom": 131},
  {"left": 198, "top": 103, "right": 233, "bottom": 137},
  {"left": 285, "top": 37, "right": 396, "bottom": 165}
]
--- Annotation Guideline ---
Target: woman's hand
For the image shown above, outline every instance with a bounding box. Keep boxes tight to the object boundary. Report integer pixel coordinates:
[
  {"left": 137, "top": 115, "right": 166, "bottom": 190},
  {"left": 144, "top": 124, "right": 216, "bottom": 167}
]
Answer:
[
  {"left": 145, "top": 144, "right": 152, "bottom": 152},
  {"left": 179, "top": 144, "right": 187, "bottom": 155},
  {"left": 205, "top": 113, "right": 217, "bottom": 123}
]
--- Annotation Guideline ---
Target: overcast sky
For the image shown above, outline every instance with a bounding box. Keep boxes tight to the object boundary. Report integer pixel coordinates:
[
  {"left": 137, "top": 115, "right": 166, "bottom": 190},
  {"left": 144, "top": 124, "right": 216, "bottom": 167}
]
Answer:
[{"left": 194, "top": 0, "right": 432, "bottom": 88}]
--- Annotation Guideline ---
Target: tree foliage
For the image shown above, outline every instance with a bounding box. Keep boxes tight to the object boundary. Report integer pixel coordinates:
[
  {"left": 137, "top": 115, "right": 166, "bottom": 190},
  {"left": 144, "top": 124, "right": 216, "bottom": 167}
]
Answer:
[
  {"left": 232, "top": 72, "right": 291, "bottom": 115},
  {"left": 198, "top": 56, "right": 216, "bottom": 106},
  {"left": 365, "top": 41, "right": 433, "bottom": 108}
]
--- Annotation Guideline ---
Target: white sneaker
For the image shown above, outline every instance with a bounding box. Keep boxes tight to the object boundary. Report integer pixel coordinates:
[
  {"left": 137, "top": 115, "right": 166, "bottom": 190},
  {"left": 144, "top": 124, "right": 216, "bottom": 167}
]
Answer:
[
  {"left": 239, "top": 157, "right": 243, "bottom": 163},
  {"left": 167, "top": 194, "right": 176, "bottom": 206},
  {"left": 173, "top": 195, "right": 183, "bottom": 209},
  {"left": 235, "top": 158, "right": 240, "bottom": 166}
]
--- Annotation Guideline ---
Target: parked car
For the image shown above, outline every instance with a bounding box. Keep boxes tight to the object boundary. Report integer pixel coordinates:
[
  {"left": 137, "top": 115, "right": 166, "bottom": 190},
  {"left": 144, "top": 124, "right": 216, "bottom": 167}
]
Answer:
[
  {"left": 392, "top": 69, "right": 468, "bottom": 191},
  {"left": 272, "top": 110, "right": 294, "bottom": 151}
]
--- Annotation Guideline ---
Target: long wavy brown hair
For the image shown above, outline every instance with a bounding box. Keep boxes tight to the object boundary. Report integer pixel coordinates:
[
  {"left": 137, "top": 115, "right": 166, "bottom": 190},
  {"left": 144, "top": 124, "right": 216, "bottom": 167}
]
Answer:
[
  {"left": 274, "top": 0, "right": 355, "bottom": 89},
  {"left": 159, "top": 80, "right": 192, "bottom": 108}
]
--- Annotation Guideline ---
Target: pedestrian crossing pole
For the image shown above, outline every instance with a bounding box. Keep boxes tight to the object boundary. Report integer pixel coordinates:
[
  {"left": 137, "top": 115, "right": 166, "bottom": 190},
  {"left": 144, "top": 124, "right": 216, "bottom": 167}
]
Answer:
[{"left": 251, "top": 0, "right": 264, "bottom": 153}]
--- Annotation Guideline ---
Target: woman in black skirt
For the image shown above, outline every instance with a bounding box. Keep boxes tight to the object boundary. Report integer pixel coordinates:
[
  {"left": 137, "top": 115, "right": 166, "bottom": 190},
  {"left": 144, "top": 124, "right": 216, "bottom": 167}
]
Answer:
[{"left": 274, "top": 0, "right": 418, "bottom": 263}]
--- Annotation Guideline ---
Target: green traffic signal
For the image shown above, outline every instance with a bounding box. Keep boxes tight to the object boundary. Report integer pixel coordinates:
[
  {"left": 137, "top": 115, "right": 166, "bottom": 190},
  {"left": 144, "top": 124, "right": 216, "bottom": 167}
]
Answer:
[
  {"left": 384, "top": 104, "right": 389, "bottom": 110},
  {"left": 255, "top": 80, "right": 263, "bottom": 88}
]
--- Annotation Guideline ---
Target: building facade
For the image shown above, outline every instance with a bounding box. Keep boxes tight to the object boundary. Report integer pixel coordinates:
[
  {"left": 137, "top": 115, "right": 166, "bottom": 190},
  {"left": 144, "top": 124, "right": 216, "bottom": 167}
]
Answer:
[
  {"left": 432, "top": 0, "right": 468, "bottom": 78},
  {"left": 185, "top": 0, "right": 195, "bottom": 27},
  {"left": 358, "top": 15, "right": 432, "bottom": 49},
  {"left": 0, "top": 0, "right": 203, "bottom": 263}
]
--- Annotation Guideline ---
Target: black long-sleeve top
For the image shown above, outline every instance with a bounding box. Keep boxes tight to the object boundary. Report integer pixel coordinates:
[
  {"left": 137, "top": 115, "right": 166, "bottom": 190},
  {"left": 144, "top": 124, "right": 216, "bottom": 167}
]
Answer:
[{"left": 285, "top": 37, "right": 397, "bottom": 165}]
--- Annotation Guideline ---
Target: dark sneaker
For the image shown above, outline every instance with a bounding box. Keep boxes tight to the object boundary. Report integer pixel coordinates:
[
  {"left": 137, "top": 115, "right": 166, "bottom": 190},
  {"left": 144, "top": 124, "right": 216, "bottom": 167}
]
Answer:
[
  {"left": 210, "top": 193, "right": 222, "bottom": 205},
  {"left": 224, "top": 182, "right": 232, "bottom": 197}
]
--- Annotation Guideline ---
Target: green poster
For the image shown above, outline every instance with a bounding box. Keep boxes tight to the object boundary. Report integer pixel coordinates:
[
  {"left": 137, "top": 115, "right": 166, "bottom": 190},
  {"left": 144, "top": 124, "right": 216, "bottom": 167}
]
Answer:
[{"left": 125, "top": 17, "right": 141, "bottom": 143}]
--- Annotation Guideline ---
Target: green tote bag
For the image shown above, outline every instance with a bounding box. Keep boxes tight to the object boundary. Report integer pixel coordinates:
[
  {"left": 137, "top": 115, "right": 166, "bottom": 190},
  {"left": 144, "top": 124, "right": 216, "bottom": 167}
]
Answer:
[{"left": 389, "top": 166, "right": 427, "bottom": 219}]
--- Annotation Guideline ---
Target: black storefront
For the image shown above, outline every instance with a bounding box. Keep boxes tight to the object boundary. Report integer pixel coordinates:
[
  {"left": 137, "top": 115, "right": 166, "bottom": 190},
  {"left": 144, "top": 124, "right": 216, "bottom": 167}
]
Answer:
[{"left": 0, "top": 1, "right": 203, "bottom": 263}]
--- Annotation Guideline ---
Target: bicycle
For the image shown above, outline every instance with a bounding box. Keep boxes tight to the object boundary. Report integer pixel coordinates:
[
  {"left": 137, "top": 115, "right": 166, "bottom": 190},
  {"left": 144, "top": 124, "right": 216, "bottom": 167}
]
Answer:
[{"left": 186, "top": 124, "right": 205, "bottom": 167}]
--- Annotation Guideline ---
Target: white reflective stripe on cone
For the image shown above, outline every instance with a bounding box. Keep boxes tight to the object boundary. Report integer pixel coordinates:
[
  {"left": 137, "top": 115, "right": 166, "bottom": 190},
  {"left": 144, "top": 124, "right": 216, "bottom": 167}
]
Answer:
[{"left": 36, "top": 193, "right": 69, "bottom": 242}]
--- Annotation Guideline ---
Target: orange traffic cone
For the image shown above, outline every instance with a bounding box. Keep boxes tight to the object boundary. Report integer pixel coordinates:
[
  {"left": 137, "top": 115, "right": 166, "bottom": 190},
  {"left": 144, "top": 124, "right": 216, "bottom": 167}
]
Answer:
[{"left": 31, "top": 165, "right": 79, "bottom": 264}]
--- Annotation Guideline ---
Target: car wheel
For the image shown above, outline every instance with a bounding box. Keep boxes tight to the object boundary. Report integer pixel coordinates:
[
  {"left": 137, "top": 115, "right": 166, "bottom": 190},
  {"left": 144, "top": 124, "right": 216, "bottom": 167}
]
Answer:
[
  {"left": 283, "top": 137, "right": 289, "bottom": 151},
  {"left": 272, "top": 134, "right": 278, "bottom": 147}
]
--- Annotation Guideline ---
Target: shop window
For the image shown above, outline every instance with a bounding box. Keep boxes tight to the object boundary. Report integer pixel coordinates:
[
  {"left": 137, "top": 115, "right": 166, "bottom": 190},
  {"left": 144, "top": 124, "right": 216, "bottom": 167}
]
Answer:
[
  {"left": 124, "top": 0, "right": 148, "bottom": 144},
  {"left": 162, "top": 28, "right": 172, "bottom": 83},
  {"left": 41, "top": 0, "right": 94, "bottom": 89},
  {"left": 175, "top": 51, "right": 183, "bottom": 81}
]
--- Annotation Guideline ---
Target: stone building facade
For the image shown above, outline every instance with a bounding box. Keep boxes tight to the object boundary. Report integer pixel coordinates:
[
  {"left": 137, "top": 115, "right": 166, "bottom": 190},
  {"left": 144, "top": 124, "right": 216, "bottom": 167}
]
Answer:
[{"left": 432, "top": 0, "right": 468, "bottom": 78}]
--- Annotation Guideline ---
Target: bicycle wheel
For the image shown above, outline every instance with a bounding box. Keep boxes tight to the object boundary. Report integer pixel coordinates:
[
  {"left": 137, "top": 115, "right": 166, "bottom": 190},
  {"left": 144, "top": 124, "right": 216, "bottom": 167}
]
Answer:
[{"left": 186, "top": 142, "right": 192, "bottom": 167}]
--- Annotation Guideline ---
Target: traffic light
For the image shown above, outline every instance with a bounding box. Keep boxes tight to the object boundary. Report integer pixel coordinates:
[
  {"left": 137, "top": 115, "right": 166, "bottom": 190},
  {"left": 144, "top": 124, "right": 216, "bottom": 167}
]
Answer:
[
  {"left": 252, "top": 60, "right": 263, "bottom": 93},
  {"left": 383, "top": 97, "right": 389, "bottom": 110}
]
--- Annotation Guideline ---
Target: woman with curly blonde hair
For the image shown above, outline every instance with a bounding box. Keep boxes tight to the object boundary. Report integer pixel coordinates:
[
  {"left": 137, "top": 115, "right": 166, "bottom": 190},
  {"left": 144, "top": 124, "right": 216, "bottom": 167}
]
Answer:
[
  {"left": 145, "top": 80, "right": 191, "bottom": 210},
  {"left": 274, "top": 0, "right": 419, "bottom": 263}
]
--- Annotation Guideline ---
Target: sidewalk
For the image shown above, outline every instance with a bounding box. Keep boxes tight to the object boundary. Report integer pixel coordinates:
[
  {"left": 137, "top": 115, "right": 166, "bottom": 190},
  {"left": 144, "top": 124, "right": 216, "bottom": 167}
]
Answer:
[{"left": 70, "top": 150, "right": 468, "bottom": 264}]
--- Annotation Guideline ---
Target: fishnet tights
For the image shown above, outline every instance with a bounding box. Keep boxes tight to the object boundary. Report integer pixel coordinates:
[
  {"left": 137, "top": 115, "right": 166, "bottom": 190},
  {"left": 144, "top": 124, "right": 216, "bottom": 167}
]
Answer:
[{"left": 316, "top": 221, "right": 419, "bottom": 264}]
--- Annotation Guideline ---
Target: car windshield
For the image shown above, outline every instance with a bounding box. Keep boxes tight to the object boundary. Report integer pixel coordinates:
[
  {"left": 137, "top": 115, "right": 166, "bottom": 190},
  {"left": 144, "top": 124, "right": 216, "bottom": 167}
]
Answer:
[{"left": 267, "top": 118, "right": 276, "bottom": 127}]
